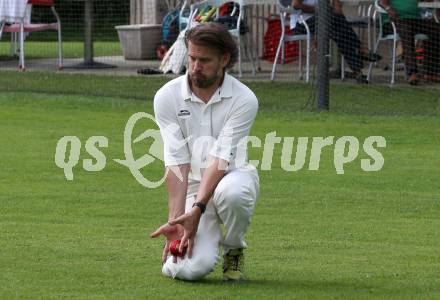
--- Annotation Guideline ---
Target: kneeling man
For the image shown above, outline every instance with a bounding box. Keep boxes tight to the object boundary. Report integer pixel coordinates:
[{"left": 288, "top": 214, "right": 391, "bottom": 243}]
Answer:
[{"left": 150, "top": 23, "right": 259, "bottom": 281}]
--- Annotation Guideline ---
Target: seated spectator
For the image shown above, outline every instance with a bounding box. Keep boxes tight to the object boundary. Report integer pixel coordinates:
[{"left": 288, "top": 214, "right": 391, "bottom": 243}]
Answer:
[
  {"left": 380, "top": 0, "right": 440, "bottom": 85},
  {"left": 291, "top": 0, "right": 379, "bottom": 83}
]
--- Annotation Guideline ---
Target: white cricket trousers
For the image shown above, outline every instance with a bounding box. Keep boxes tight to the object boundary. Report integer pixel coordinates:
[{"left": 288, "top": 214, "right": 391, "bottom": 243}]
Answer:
[{"left": 162, "top": 166, "right": 259, "bottom": 281}]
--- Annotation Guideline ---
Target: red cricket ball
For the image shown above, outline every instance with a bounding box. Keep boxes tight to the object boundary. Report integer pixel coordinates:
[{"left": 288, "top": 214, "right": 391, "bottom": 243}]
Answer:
[{"left": 169, "top": 240, "right": 186, "bottom": 257}]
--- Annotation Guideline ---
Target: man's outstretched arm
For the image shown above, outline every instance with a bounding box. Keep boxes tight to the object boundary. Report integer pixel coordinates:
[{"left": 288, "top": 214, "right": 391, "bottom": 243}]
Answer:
[
  {"left": 292, "top": 0, "right": 316, "bottom": 13},
  {"left": 379, "top": 0, "right": 398, "bottom": 20}
]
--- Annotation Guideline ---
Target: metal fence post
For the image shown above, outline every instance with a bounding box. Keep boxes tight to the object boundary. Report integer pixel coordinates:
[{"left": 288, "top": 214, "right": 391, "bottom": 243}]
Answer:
[{"left": 316, "top": 0, "right": 330, "bottom": 110}]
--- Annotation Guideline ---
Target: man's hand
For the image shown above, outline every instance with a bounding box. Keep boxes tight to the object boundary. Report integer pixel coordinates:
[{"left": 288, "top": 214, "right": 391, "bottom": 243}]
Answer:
[
  {"left": 150, "top": 223, "right": 184, "bottom": 263},
  {"left": 387, "top": 7, "right": 398, "bottom": 21},
  {"left": 168, "top": 207, "right": 202, "bottom": 259},
  {"left": 380, "top": 0, "right": 398, "bottom": 21}
]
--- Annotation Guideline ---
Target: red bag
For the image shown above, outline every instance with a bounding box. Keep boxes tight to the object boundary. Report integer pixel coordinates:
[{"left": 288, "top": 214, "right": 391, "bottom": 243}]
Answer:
[{"left": 263, "top": 18, "right": 299, "bottom": 64}]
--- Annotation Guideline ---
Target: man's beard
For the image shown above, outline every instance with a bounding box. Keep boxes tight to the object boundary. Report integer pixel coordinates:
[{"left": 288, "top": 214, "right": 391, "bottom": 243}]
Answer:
[{"left": 190, "top": 72, "right": 220, "bottom": 88}]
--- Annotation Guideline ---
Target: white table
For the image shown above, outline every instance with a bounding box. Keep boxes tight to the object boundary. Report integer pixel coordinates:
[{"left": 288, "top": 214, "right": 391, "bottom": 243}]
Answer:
[
  {"left": 419, "top": 1, "right": 440, "bottom": 8},
  {"left": 0, "top": 0, "right": 29, "bottom": 23},
  {"left": 0, "top": 0, "right": 32, "bottom": 70}
]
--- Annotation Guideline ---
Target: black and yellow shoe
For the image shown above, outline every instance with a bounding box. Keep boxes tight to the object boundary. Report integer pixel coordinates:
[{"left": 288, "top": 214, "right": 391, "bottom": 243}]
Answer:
[{"left": 223, "top": 248, "right": 245, "bottom": 281}]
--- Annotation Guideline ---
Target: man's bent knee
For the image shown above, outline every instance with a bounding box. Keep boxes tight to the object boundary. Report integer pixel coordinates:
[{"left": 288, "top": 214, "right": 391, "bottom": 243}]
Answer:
[{"left": 162, "top": 253, "right": 217, "bottom": 281}]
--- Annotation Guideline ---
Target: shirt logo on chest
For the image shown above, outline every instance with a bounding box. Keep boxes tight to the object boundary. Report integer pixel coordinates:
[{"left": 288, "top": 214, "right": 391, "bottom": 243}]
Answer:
[{"left": 177, "top": 109, "right": 191, "bottom": 118}]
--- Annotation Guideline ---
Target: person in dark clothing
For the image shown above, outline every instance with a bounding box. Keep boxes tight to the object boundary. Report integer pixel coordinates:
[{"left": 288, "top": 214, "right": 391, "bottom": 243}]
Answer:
[
  {"left": 380, "top": 0, "right": 440, "bottom": 85},
  {"left": 291, "top": 0, "right": 379, "bottom": 83}
]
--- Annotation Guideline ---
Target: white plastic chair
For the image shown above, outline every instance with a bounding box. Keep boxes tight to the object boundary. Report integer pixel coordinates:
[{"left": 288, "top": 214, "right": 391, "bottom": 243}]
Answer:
[
  {"left": 0, "top": 0, "right": 62, "bottom": 70},
  {"left": 270, "top": 0, "right": 311, "bottom": 83},
  {"left": 367, "top": 0, "right": 399, "bottom": 84},
  {"left": 367, "top": 0, "right": 429, "bottom": 84},
  {"left": 341, "top": 3, "right": 374, "bottom": 81},
  {"left": 346, "top": 3, "right": 374, "bottom": 50},
  {"left": 189, "top": 0, "right": 256, "bottom": 77},
  {"left": 179, "top": 0, "right": 191, "bottom": 31}
]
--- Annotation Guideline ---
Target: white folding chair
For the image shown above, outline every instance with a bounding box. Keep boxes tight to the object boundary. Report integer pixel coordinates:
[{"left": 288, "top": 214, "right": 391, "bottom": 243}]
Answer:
[
  {"left": 346, "top": 3, "right": 374, "bottom": 50},
  {"left": 341, "top": 3, "right": 374, "bottom": 81},
  {"left": 270, "top": 0, "right": 311, "bottom": 83},
  {"left": 367, "top": 0, "right": 429, "bottom": 84},
  {"left": 367, "top": 0, "right": 399, "bottom": 84},
  {"left": 179, "top": 0, "right": 191, "bottom": 31},
  {"left": 189, "top": 0, "right": 256, "bottom": 77}
]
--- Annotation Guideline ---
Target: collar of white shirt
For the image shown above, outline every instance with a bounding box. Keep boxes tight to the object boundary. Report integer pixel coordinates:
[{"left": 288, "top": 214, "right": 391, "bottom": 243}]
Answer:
[{"left": 181, "top": 72, "right": 233, "bottom": 105}]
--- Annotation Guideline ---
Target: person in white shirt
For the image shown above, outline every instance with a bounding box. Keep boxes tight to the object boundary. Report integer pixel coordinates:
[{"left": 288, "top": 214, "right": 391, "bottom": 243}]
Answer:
[
  {"left": 290, "top": 0, "right": 381, "bottom": 83},
  {"left": 150, "top": 22, "right": 259, "bottom": 281}
]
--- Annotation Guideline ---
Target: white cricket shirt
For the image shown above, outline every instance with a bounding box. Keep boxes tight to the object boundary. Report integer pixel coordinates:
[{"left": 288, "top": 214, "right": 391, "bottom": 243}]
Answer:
[{"left": 153, "top": 72, "right": 258, "bottom": 182}]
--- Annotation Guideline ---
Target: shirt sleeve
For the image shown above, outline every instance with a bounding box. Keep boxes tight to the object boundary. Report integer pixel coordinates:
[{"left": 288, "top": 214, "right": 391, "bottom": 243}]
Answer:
[
  {"left": 209, "top": 94, "right": 258, "bottom": 163},
  {"left": 153, "top": 88, "right": 191, "bottom": 166}
]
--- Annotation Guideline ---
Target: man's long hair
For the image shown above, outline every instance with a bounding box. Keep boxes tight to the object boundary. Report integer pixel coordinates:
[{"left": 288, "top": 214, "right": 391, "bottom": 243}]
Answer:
[{"left": 184, "top": 22, "right": 239, "bottom": 70}]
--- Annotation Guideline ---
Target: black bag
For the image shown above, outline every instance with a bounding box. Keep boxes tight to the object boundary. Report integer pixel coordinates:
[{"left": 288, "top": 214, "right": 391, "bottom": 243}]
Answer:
[
  {"left": 214, "top": 15, "right": 248, "bottom": 35},
  {"left": 214, "top": 2, "right": 248, "bottom": 35}
]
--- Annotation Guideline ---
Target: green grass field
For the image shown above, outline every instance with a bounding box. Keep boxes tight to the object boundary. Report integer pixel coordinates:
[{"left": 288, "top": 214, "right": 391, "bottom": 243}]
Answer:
[
  {"left": 0, "top": 41, "right": 122, "bottom": 60},
  {"left": 1, "top": 71, "right": 439, "bottom": 299}
]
